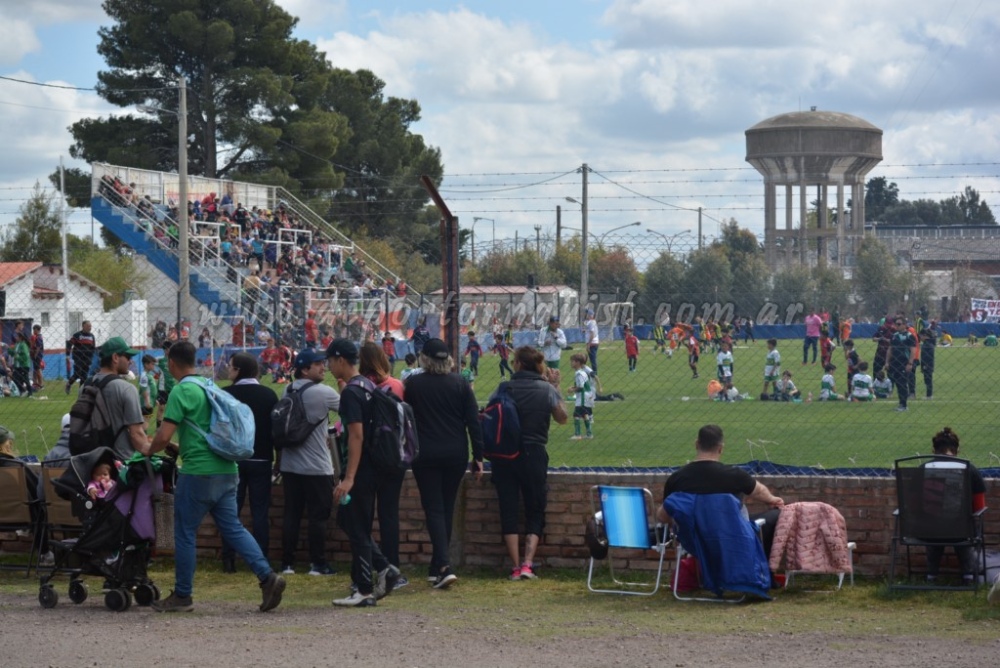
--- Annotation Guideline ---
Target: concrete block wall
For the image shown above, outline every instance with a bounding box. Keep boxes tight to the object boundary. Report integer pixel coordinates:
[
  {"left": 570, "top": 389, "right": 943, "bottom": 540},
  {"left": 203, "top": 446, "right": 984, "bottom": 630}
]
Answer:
[{"left": 4, "top": 472, "right": 997, "bottom": 578}]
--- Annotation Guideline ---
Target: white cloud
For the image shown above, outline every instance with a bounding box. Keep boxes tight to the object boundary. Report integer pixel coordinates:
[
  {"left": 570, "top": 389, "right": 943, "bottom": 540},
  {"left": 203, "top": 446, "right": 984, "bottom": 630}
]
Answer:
[{"left": 0, "top": 17, "right": 41, "bottom": 65}]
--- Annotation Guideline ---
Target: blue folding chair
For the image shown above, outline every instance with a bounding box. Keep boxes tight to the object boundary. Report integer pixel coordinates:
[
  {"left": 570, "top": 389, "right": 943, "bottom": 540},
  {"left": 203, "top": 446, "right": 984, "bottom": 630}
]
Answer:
[{"left": 586, "top": 486, "right": 670, "bottom": 596}]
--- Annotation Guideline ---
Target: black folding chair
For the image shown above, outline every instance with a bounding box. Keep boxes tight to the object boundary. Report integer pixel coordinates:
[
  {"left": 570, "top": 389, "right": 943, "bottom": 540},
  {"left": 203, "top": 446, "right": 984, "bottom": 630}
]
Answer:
[
  {"left": 0, "top": 463, "right": 44, "bottom": 576},
  {"left": 888, "top": 455, "right": 987, "bottom": 591}
]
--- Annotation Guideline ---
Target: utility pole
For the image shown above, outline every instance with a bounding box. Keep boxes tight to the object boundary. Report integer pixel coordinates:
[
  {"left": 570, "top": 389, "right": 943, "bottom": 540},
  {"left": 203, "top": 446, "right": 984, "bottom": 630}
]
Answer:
[
  {"left": 698, "top": 206, "right": 703, "bottom": 250},
  {"left": 580, "top": 163, "right": 589, "bottom": 327},
  {"left": 534, "top": 225, "right": 541, "bottom": 254},
  {"left": 177, "top": 75, "right": 191, "bottom": 335},
  {"left": 555, "top": 205, "right": 562, "bottom": 250},
  {"left": 59, "top": 157, "right": 70, "bottom": 349}
]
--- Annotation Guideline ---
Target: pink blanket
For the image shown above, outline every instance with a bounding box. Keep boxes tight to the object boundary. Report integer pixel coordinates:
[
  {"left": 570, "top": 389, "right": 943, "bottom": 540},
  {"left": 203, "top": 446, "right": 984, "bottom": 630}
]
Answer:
[{"left": 769, "top": 502, "right": 852, "bottom": 574}]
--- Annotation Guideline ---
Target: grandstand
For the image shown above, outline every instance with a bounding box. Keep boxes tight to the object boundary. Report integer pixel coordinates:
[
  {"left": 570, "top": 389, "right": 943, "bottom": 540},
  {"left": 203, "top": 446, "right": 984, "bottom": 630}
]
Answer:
[{"left": 90, "top": 163, "right": 421, "bottom": 349}]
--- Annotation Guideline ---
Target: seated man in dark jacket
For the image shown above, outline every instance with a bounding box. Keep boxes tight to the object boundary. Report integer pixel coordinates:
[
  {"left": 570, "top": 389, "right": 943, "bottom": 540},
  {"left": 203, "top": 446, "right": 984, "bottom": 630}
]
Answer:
[{"left": 657, "top": 424, "right": 784, "bottom": 554}]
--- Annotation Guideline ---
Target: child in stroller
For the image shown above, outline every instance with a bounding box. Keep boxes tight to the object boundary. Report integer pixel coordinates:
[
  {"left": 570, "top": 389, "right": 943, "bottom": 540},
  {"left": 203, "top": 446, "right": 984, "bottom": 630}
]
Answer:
[{"left": 38, "top": 447, "right": 168, "bottom": 612}]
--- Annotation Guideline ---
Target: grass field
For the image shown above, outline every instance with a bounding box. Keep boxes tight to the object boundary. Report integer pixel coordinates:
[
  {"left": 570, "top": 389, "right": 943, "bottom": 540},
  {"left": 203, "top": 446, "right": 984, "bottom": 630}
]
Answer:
[{"left": 2, "top": 338, "right": 998, "bottom": 471}]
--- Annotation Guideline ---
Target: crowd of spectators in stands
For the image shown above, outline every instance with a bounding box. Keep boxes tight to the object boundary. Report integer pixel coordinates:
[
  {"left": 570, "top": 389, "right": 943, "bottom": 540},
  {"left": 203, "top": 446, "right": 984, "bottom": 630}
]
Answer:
[{"left": 99, "top": 175, "right": 411, "bottom": 348}]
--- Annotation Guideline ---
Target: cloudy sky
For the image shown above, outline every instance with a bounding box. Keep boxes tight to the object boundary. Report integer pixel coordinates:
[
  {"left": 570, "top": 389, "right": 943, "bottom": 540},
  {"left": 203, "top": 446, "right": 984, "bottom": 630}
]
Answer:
[{"left": 1, "top": 0, "right": 998, "bottom": 245}]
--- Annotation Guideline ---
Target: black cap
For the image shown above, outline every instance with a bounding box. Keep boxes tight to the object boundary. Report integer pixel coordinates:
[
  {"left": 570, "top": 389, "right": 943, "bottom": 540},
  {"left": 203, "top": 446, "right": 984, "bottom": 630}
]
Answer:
[
  {"left": 325, "top": 338, "right": 358, "bottom": 364},
  {"left": 422, "top": 338, "right": 450, "bottom": 360}
]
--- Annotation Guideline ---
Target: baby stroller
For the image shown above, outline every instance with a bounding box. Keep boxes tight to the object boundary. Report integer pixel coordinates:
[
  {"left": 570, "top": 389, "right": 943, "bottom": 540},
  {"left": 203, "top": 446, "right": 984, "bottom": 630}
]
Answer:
[{"left": 38, "top": 447, "right": 164, "bottom": 611}]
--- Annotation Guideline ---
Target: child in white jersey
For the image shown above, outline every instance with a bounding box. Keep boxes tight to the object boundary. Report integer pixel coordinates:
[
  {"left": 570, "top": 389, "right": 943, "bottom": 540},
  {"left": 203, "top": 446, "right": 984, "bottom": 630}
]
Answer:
[
  {"left": 762, "top": 338, "right": 780, "bottom": 397},
  {"left": 568, "top": 354, "right": 594, "bottom": 440},
  {"left": 820, "top": 363, "right": 841, "bottom": 400},
  {"left": 775, "top": 370, "right": 801, "bottom": 401},
  {"left": 716, "top": 340, "right": 734, "bottom": 383},
  {"left": 849, "top": 361, "right": 874, "bottom": 401},
  {"left": 873, "top": 369, "right": 893, "bottom": 399}
]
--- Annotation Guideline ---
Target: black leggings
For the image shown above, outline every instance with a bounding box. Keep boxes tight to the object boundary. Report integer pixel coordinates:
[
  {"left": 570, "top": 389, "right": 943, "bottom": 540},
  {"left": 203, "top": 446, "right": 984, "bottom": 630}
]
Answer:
[
  {"left": 412, "top": 459, "right": 467, "bottom": 573},
  {"left": 491, "top": 447, "right": 549, "bottom": 536}
]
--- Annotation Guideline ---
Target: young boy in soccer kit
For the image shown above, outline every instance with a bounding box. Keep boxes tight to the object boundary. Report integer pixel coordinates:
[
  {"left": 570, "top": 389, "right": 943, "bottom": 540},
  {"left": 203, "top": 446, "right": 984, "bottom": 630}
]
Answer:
[
  {"left": 494, "top": 339, "right": 513, "bottom": 379},
  {"left": 652, "top": 323, "right": 666, "bottom": 354},
  {"left": 820, "top": 363, "right": 841, "bottom": 400},
  {"left": 842, "top": 339, "right": 860, "bottom": 389},
  {"left": 569, "top": 354, "right": 594, "bottom": 440},
  {"left": 849, "top": 360, "right": 874, "bottom": 401},
  {"left": 624, "top": 326, "right": 640, "bottom": 372},
  {"left": 820, "top": 331, "right": 835, "bottom": 368},
  {"left": 762, "top": 338, "right": 780, "bottom": 397},
  {"left": 685, "top": 334, "right": 700, "bottom": 379},
  {"left": 716, "top": 340, "right": 734, "bottom": 384},
  {"left": 873, "top": 369, "right": 893, "bottom": 399},
  {"left": 464, "top": 331, "right": 482, "bottom": 376},
  {"left": 775, "top": 370, "right": 801, "bottom": 401},
  {"left": 139, "top": 354, "right": 158, "bottom": 428},
  {"left": 460, "top": 358, "right": 475, "bottom": 390},
  {"left": 400, "top": 353, "right": 419, "bottom": 382}
]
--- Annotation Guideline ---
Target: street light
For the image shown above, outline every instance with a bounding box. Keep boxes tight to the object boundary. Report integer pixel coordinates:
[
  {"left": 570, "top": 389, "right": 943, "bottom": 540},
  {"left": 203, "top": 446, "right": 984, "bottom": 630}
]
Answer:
[
  {"left": 647, "top": 228, "right": 693, "bottom": 254},
  {"left": 598, "top": 221, "right": 642, "bottom": 245},
  {"left": 471, "top": 217, "right": 494, "bottom": 263}
]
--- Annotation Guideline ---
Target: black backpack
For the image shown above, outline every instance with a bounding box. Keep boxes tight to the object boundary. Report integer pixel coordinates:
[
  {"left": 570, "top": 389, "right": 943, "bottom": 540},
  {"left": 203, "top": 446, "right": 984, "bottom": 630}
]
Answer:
[
  {"left": 270, "top": 381, "right": 321, "bottom": 450},
  {"left": 68, "top": 375, "right": 128, "bottom": 455},
  {"left": 480, "top": 382, "right": 522, "bottom": 461},
  {"left": 348, "top": 378, "right": 419, "bottom": 470}
]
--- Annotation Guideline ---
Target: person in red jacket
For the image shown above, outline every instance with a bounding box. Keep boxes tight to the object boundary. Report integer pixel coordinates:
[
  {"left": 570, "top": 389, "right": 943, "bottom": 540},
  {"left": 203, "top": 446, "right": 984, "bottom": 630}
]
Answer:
[{"left": 624, "top": 326, "right": 640, "bottom": 373}]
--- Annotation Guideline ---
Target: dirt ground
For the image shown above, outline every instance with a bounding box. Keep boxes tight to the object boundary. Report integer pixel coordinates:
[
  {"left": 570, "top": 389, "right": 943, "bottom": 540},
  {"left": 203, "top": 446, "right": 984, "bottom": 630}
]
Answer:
[{"left": 2, "top": 596, "right": 998, "bottom": 668}]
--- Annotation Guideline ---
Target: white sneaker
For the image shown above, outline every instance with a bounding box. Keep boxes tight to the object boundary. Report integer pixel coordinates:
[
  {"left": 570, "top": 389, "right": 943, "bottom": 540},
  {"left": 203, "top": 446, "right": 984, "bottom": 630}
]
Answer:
[
  {"left": 988, "top": 574, "right": 1000, "bottom": 606},
  {"left": 281, "top": 565, "right": 295, "bottom": 575},
  {"left": 332, "top": 591, "right": 376, "bottom": 607}
]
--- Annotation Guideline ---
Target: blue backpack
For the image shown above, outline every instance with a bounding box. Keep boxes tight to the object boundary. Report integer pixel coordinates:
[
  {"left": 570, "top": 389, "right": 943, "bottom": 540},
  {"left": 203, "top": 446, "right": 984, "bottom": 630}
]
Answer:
[
  {"left": 179, "top": 376, "right": 255, "bottom": 461},
  {"left": 480, "top": 381, "right": 521, "bottom": 461}
]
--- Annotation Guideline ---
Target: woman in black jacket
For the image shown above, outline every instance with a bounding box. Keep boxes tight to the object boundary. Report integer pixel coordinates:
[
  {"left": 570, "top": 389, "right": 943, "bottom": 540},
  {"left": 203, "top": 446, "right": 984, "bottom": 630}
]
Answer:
[
  {"left": 404, "top": 338, "right": 484, "bottom": 588},
  {"left": 489, "top": 346, "right": 567, "bottom": 581},
  {"left": 220, "top": 352, "right": 279, "bottom": 572}
]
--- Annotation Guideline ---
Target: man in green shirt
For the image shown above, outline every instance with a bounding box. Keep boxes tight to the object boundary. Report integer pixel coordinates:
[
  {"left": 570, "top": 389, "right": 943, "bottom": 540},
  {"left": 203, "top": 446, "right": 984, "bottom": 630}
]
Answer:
[
  {"left": 12, "top": 332, "right": 32, "bottom": 397},
  {"left": 142, "top": 341, "right": 285, "bottom": 613}
]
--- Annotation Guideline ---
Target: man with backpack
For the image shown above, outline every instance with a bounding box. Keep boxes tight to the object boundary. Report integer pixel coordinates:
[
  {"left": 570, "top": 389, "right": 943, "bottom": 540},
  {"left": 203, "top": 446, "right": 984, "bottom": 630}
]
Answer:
[
  {"left": 76, "top": 337, "right": 148, "bottom": 460},
  {"left": 277, "top": 349, "right": 340, "bottom": 576},
  {"left": 141, "top": 341, "right": 286, "bottom": 613},
  {"left": 327, "top": 338, "right": 399, "bottom": 607}
]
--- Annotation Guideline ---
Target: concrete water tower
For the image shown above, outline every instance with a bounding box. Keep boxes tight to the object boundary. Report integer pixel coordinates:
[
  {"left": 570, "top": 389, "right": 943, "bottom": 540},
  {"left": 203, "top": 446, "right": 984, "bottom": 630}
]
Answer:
[{"left": 745, "top": 109, "right": 882, "bottom": 270}]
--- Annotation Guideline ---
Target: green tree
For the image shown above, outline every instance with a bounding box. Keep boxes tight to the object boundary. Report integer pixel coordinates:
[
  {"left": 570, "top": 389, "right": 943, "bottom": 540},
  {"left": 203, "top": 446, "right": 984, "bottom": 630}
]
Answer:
[
  {"left": 70, "top": 247, "right": 148, "bottom": 310},
  {"left": 853, "top": 237, "right": 907, "bottom": 318},
  {"left": 680, "top": 247, "right": 732, "bottom": 306},
  {"left": 770, "top": 266, "right": 814, "bottom": 317},
  {"left": 958, "top": 186, "right": 997, "bottom": 225},
  {"left": 0, "top": 184, "right": 62, "bottom": 264},
  {"left": 318, "top": 69, "right": 444, "bottom": 239},
  {"left": 712, "top": 221, "right": 767, "bottom": 315},
  {"left": 590, "top": 246, "right": 641, "bottom": 300},
  {"left": 640, "top": 251, "right": 685, "bottom": 320},
  {"left": 864, "top": 176, "right": 899, "bottom": 222}
]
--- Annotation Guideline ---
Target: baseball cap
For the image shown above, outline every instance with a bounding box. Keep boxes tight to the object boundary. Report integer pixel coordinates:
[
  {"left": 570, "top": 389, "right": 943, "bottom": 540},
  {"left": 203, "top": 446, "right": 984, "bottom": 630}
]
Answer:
[
  {"left": 549, "top": 315, "right": 560, "bottom": 323},
  {"left": 325, "top": 338, "right": 359, "bottom": 364},
  {"left": 99, "top": 336, "right": 139, "bottom": 358},
  {"left": 0, "top": 425, "right": 11, "bottom": 445},
  {"left": 422, "top": 338, "right": 450, "bottom": 360},
  {"left": 294, "top": 349, "right": 327, "bottom": 369}
]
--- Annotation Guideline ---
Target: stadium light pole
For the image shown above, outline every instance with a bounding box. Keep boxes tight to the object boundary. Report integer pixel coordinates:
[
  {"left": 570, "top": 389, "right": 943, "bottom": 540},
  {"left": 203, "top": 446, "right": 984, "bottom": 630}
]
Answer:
[
  {"left": 599, "top": 221, "right": 642, "bottom": 245},
  {"left": 647, "top": 228, "right": 693, "bottom": 254}
]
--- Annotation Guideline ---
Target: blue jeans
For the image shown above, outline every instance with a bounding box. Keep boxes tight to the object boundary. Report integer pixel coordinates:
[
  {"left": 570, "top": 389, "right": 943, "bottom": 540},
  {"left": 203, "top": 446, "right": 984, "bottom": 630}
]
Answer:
[
  {"left": 588, "top": 344, "right": 599, "bottom": 375},
  {"left": 174, "top": 473, "right": 272, "bottom": 597},
  {"left": 221, "top": 460, "right": 273, "bottom": 561}
]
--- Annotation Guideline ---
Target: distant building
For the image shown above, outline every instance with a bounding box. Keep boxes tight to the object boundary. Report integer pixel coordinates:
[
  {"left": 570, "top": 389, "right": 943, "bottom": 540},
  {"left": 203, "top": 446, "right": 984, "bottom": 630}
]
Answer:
[{"left": 0, "top": 262, "right": 147, "bottom": 351}]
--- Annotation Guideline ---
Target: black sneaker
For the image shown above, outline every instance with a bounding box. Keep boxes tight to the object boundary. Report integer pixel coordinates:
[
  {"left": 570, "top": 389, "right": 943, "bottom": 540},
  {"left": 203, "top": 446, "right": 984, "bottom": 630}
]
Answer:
[
  {"left": 152, "top": 591, "right": 194, "bottom": 613},
  {"left": 432, "top": 568, "right": 458, "bottom": 590},
  {"left": 259, "top": 573, "right": 286, "bottom": 612}
]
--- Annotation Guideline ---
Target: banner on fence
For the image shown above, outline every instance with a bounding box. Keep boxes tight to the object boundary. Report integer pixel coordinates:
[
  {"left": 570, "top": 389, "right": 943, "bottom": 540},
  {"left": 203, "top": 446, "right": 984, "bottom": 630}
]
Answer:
[{"left": 970, "top": 298, "right": 1000, "bottom": 323}]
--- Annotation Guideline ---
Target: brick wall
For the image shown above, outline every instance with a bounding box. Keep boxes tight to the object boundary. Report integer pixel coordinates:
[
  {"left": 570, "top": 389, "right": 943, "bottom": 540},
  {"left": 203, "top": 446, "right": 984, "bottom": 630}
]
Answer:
[{"left": 5, "top": 472, "right": 997, "bottom": 577}]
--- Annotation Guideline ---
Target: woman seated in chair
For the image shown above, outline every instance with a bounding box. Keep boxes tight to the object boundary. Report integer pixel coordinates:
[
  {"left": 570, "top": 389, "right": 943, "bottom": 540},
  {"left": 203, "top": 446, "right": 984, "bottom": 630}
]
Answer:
[{"left": 923, "top": 427, "right": 986, "bottom": 584}]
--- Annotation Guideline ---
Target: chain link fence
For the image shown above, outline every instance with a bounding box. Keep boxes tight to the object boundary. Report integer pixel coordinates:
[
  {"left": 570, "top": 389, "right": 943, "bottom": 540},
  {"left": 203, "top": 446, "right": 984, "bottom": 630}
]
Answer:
[{"left": 3, "top": 183, "right": 999, "bottom": 479}]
